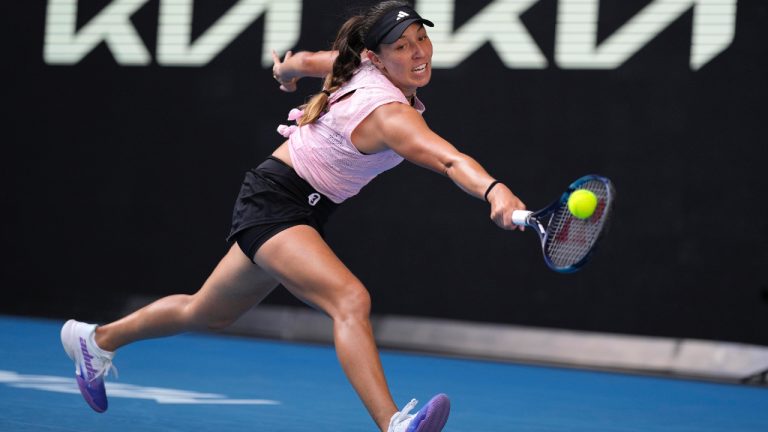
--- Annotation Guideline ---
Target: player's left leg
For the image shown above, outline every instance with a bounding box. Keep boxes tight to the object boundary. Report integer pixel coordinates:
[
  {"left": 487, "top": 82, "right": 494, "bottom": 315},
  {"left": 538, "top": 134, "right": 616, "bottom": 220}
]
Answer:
[
  {"left": 61, "top": 243, "right": 279, "bottom": 412},
  {"left": 93, "top": 244, "right": 278, "bottom": 351}
]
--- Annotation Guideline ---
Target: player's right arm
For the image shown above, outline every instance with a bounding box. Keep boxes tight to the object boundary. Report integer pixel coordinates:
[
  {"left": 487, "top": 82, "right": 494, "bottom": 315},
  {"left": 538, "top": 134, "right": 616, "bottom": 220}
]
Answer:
[
  {"left": 271, "top": 50, "right": 338, "bottom": 92},
  {"left": 354, "top": 102, "right": 526, "bottom": 231}
]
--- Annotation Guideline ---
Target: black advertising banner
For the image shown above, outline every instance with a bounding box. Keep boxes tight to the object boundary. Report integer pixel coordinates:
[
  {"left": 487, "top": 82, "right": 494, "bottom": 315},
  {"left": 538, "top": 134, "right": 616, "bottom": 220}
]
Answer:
[{"left": 5, "top": 1, "right": 768, "bottom": 344}]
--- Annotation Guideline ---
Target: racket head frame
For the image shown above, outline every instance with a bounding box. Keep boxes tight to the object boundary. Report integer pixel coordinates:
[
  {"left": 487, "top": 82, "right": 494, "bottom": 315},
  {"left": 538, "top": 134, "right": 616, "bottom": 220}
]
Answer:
[{"left": 517, "top": 174, "right": 615, "bottom": 273}]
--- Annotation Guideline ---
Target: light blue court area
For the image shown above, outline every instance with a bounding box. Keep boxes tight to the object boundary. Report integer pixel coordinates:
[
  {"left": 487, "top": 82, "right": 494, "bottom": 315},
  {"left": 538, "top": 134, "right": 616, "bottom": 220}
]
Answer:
[{"left": 1, "top": 315, "right": 767, "bottom": 432}]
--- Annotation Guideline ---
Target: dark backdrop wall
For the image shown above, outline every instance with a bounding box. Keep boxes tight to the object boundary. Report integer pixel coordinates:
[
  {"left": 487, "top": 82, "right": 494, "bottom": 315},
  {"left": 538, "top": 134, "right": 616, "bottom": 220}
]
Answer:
[{"left": 5, "top": 0, "right": 768, "bottom": 345}]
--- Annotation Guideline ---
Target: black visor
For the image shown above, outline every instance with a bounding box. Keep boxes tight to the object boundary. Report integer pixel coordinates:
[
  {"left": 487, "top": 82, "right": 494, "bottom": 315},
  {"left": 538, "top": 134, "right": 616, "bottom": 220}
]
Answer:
[{"left": 363, "top": 6, "right": 434, "bottom": 50}]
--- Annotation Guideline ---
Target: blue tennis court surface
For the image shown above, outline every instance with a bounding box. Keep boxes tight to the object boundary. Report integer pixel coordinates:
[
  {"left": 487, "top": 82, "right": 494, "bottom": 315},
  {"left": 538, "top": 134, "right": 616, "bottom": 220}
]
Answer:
[{"left": 2, "top": 315, "right": 766, "bottom": 431}]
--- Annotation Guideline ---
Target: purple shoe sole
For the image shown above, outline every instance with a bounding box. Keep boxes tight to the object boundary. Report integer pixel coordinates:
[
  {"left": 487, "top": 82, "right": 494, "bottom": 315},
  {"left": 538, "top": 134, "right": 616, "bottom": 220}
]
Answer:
[
  {"left": 75, "top": 374, "right": 108, "bottom": 413},
  {"left": 408, "top": 394, "right": 450, "bottom": 432}
]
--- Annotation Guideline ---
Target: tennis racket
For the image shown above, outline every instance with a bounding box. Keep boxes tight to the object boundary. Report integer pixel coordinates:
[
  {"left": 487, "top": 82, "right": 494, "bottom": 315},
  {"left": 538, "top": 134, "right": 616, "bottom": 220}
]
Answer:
[{"left": 512, "top": 175, "right": 615, "bottom": 273}]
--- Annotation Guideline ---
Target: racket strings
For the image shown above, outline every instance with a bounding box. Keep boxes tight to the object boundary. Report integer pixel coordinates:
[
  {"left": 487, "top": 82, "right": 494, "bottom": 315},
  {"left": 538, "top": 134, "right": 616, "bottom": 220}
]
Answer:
[{"left": 545, "top": 179, "right": 612, "bottom": 268}]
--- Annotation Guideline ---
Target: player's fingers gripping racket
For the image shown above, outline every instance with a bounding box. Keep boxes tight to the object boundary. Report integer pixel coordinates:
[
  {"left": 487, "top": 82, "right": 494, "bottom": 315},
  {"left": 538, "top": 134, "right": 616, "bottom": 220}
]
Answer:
[{"left": 512, "top": 175, "right": 615, "bottom": 273}]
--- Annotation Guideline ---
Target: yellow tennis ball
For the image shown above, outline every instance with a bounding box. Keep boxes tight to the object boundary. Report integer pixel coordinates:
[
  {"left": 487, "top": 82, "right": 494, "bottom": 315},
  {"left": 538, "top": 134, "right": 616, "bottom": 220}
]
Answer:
[{"left": 567, "top": 189, "right": 598, "bottom": 219}]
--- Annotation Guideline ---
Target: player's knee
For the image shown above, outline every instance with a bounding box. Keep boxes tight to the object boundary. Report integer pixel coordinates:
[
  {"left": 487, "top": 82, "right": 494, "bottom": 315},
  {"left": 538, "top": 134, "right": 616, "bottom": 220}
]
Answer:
[{"left": 333, "top": 283, "right": 371, "bottom": 324}]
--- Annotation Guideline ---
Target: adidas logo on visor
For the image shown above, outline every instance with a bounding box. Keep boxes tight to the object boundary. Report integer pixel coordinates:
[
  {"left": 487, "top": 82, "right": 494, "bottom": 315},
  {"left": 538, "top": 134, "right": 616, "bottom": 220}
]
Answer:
[{"left": 396, "top": 11, "right": 409, "bottom": 21}]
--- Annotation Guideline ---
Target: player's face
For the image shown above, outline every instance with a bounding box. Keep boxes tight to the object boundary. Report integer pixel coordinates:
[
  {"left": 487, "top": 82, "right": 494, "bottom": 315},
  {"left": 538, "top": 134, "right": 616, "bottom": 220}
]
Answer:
[{"left": 370, "top": 23, "right": 433, "bottom": 99}]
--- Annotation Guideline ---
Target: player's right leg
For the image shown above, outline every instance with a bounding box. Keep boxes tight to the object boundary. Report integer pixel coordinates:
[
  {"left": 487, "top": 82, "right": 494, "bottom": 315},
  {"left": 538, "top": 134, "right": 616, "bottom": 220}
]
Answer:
[
  {"left": 61, "top": 244, "right": 278, "bottom": 412},
  {"left": 253, "top": 225, "right": 451, "bottom": 432}
]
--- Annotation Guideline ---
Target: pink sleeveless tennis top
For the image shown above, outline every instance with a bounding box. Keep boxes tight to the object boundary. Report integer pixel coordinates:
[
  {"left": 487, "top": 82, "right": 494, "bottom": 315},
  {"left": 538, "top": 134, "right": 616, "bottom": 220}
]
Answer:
[{"left": 278, "top": 60, "right": 426, "bottom": 204}]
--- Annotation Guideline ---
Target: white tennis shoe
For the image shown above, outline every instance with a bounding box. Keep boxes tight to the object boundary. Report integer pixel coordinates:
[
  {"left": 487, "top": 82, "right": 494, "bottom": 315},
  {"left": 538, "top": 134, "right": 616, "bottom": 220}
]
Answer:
[{"left": 60, "top": 320, "right": 117, "bottom": 413}]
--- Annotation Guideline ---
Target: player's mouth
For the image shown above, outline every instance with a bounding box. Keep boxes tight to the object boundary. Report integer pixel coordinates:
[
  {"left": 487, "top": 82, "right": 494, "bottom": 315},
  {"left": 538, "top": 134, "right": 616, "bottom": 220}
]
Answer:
[{"left": 412, "top": 63, "right": 428, "bottom": 74}]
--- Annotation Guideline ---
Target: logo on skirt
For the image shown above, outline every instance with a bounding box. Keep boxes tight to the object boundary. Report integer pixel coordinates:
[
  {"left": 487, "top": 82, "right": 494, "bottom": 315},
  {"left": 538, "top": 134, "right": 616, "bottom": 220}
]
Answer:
[{"left": 308, "top": 193, "right": 321, "bottom": 206}]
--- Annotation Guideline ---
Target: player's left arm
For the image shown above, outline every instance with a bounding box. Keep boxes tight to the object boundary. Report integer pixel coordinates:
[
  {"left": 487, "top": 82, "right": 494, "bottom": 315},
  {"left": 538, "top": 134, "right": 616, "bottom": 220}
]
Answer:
[
  {"left": 271, "top": 50, "right": 338, "bottom": 92},
  {"left": 372, "top": 103, "right": 526, "bottom": 230}
]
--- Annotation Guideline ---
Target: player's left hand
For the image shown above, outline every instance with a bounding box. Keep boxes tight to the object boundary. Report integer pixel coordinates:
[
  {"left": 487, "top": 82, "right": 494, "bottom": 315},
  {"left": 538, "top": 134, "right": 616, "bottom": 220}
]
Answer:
[{"left": 271, "top": 50, "right": 299, "bottom": 92}]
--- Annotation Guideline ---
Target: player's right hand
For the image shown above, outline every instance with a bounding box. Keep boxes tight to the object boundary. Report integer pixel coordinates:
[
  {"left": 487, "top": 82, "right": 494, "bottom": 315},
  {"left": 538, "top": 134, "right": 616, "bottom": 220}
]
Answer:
[{"left": 488, "top": 184, "right": 526, "bottom": 231}]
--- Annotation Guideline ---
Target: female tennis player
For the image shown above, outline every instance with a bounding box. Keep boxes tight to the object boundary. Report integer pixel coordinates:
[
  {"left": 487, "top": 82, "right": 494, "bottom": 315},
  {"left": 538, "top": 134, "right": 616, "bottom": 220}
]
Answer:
[{"left": 61, "top": 2, "right": 526, "bottom": 431}]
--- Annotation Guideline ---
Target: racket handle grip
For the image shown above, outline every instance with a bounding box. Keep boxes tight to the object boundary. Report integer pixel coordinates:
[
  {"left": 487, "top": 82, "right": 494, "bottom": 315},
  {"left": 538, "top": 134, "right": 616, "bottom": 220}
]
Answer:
[{"left": 512, "top": 210, "right": 533, "bottom": 226}]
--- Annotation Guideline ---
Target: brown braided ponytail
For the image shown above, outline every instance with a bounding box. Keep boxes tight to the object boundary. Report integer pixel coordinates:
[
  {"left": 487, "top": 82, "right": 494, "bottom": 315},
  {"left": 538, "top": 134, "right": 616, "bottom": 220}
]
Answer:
[{"left": 298, "top": 1, "right": 412, "bottom": 126}]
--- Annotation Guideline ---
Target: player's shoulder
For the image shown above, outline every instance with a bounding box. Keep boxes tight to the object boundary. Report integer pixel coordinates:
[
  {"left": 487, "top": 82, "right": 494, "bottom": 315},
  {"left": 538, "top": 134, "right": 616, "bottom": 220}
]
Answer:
[{"left": 369, "top": 100, "right": 420, "bottom": 123}]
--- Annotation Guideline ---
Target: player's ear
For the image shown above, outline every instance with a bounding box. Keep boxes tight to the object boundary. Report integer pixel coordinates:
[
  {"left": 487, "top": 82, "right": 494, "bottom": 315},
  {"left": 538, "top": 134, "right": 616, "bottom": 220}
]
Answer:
[{"left": 367, "top": 50, "right": 384, "bottom": 70}]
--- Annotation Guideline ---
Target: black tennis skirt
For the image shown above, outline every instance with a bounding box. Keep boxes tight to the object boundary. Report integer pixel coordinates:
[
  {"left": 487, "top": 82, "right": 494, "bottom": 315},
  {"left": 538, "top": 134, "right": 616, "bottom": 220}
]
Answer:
[{"left": 227, "top": 156, "right": 338, "bottom": 260}]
